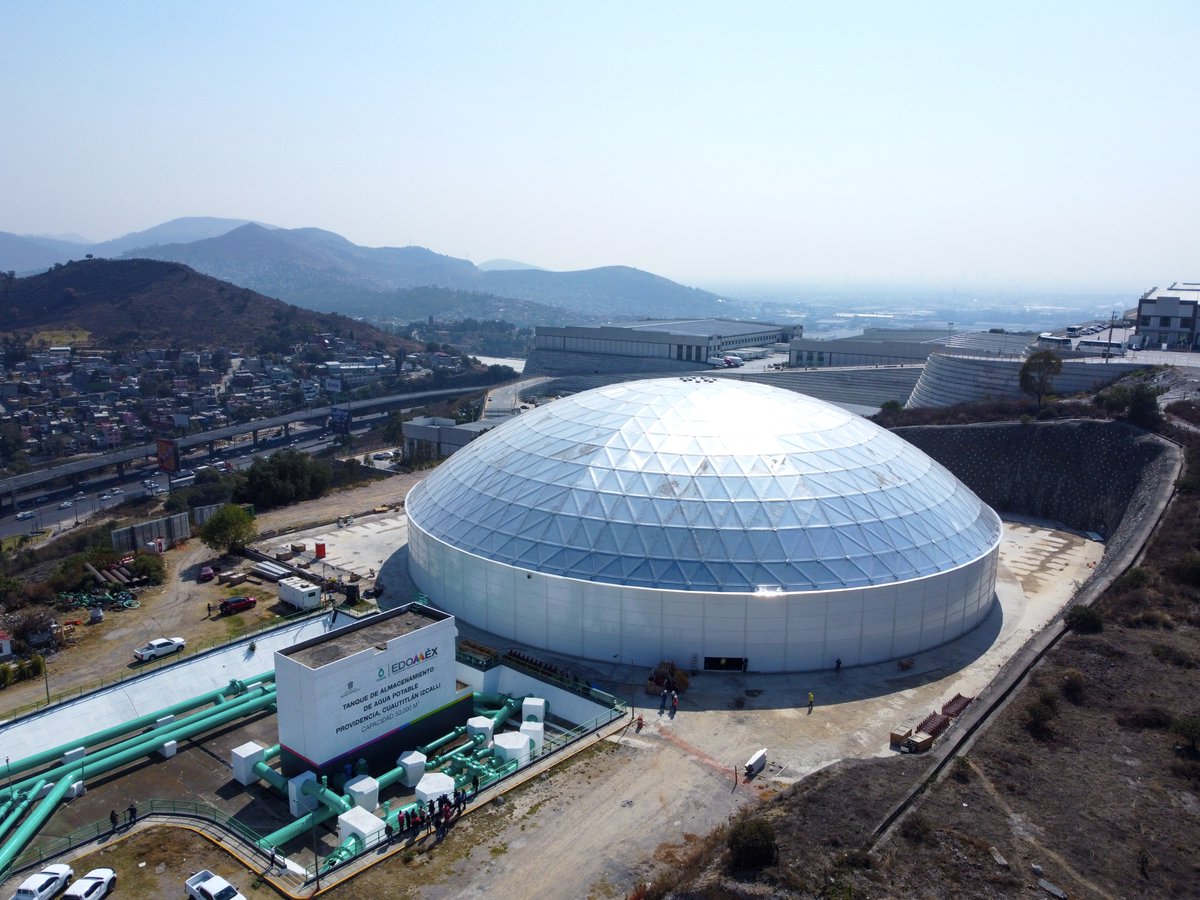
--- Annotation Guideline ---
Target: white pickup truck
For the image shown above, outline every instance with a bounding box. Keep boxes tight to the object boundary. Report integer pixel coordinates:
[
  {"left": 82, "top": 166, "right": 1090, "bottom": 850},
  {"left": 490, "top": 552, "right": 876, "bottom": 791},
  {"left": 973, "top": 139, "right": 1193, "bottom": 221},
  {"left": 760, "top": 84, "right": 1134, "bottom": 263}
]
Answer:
[{"left": 184, "top": 870, "right": 246, "bottom": 900}]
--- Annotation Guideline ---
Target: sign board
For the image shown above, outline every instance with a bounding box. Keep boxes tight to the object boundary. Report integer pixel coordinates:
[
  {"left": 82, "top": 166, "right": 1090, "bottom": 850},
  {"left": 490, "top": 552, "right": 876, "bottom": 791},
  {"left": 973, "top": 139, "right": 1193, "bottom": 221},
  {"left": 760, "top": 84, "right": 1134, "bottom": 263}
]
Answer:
[
  {"left": 275, "top": 609, "right": 457, "bottom": 768},
  {"left": 156, "top": 437, "right": 179, "bottom": 474},
  {"left": 329, "top": 406, "right": 352, "bottom": 435}
]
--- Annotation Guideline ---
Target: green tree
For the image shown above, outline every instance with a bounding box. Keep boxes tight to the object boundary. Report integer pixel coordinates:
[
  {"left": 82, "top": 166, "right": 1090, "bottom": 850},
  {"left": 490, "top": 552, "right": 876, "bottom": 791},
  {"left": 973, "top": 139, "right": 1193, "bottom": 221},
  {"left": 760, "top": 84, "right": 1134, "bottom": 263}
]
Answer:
[
  {"left": 198, "top": 503, "right": 257, "bottom": 554},
  {"left": 1019, "top": 350, "right": 1063, "bottom": 407},
  {"left": 1127, "top": 382, "right": 1162, "bottom": 429}
]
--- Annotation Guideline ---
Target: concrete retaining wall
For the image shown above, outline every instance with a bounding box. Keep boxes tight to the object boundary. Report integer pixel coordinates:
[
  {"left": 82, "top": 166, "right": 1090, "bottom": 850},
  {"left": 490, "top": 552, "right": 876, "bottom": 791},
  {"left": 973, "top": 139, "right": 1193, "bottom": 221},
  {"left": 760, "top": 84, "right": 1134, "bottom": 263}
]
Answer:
[{"left": 895, "top": 420, "right": 1177, "bottom": 578}]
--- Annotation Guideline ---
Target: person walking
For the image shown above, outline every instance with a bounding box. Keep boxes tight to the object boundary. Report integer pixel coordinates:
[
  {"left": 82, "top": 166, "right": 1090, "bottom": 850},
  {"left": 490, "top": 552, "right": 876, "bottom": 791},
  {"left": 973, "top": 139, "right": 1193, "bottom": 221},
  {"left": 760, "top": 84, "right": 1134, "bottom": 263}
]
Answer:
[
  {"left": 109, "top": 810, "right": 119, "bottom": 833},
  {"left": 126, "top": 801, "right": 138, "bottom": 826},
  {"left": 807, "top": 691, "right": 814, "bottom": 712},
  {"left": 671, "top": 691, "right": 678, "bottom": 713},
  {"left": 472, "top": 773, "right": 480, "bottom": 797},
  {"left": 206, "top": 602, "right": 212, "bottom": 618},
  {"left": 835, "top": 658, "right": 842, "bottom": 675},
  {"left": 659, "top": 689, "right": 668, "bottom": 714}
]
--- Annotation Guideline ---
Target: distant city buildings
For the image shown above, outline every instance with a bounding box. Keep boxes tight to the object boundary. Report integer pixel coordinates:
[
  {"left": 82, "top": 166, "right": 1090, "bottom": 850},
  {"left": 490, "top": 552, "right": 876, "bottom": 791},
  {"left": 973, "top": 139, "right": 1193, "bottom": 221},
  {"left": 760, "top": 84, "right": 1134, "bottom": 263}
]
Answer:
[{"left": 0, "top": 334, "right": 428, "bottom": 468}]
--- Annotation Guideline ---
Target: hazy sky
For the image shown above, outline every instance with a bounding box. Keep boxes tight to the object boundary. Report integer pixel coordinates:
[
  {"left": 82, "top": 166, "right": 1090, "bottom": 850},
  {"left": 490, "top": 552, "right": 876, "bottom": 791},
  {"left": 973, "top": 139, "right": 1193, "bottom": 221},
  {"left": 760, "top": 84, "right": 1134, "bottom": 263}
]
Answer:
[{"left": 2, "top": 2, "right": 1196, "bottom": 290}]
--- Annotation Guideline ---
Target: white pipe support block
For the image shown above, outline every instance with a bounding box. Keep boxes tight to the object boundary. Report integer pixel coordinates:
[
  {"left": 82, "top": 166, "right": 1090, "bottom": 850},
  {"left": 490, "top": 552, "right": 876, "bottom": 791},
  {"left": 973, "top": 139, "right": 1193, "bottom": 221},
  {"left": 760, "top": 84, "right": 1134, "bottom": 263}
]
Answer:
[{"left": 231, "top": 741, "right": 266, "bottom": 786}]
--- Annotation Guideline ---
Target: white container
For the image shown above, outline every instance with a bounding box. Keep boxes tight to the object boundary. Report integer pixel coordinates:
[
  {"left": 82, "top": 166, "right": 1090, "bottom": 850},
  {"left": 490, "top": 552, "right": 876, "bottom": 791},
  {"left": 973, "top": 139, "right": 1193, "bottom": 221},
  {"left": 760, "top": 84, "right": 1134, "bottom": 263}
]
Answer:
[
  {"left": 415, "top": 771, "right": 456, "bottom": 807},
  {"left": 397, "top": 750, "right": 426, "bottom": 788},
  {"left": 231, "top": 742, "right": 266, "bottom": 786},
  {"left": 338, "top": 806, "right": 385, "bottom": 847},
  {"left": 522, "top": 697, "right": 547, "bottom": 723},
  {"left": 519, "top": 721, "right": 544, "bottom": 755},
  {"left": 345, "top": 775, "right": 380, "bottom": 811},
  {"left": 493, "top": 732, "right": 531, "bottom": 768},
  {"left": 466, "top": 715, "right": 495, "bottom": 745}
]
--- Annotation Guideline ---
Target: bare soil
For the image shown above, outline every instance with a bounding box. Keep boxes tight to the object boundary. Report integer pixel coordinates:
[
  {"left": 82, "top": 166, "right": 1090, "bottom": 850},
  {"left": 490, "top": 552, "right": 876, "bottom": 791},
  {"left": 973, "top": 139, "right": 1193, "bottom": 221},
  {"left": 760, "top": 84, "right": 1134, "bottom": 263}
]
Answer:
[{"left": 0, "top": 473, "right": 430, "bottom": 720}]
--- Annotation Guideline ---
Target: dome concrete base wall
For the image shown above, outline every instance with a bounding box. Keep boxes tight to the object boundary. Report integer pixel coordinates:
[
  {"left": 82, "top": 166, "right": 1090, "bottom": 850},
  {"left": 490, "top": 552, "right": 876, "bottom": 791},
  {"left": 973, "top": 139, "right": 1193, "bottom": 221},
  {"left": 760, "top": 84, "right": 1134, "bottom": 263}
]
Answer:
[{"left": 409, "top": 520, "right": 999, "bottom": 673}]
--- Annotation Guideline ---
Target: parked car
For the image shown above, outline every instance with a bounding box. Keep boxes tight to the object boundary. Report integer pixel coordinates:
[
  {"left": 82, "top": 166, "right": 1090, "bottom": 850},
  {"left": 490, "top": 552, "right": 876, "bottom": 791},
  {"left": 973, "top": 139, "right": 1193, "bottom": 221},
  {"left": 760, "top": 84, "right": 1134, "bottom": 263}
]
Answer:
[
  {"left": 63, "top": 869, "right": 116, "bottom": 900},
  {"left": 219, "top": 596, "right": 257, "bottom": 615},
  {"left": 198, "top": 566, "right": 215, "bottom": 583},
  {"left": 184, "top": 869, "right": 246, "bottom": 900},
  {"left": 11, "top": 864, "right": 73, "bottom": 900},
  {"left": 133, "top": 637, "right": 186, "bottom": 661}
]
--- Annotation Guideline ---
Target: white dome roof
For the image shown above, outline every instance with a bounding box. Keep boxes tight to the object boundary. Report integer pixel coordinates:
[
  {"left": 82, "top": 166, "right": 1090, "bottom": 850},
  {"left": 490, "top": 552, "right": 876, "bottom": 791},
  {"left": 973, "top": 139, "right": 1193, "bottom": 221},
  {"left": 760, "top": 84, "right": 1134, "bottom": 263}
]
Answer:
[{"left": 405, "top": 377, "right": 1001, "bottom": 592}]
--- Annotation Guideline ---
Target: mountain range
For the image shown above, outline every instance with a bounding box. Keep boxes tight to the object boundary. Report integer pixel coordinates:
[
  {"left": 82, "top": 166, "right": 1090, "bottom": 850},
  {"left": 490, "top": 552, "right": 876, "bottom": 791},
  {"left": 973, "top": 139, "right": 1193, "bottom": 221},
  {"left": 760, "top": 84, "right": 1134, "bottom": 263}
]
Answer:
[{"left": 0, "top": 218, "right": 734, "bottom": 326}]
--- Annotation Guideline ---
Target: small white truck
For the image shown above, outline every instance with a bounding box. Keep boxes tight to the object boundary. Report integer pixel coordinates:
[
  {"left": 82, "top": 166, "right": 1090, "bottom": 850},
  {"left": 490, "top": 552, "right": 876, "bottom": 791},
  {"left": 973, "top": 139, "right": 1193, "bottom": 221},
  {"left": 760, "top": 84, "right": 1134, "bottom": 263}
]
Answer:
[{"left": 184, "top": 870, "right": 246, "bottom": 900}]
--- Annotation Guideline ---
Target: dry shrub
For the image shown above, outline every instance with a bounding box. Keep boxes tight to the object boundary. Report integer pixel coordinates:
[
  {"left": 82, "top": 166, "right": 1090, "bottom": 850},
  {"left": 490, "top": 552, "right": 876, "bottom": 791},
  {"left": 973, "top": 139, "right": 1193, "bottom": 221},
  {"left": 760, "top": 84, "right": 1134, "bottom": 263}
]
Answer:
[
  {"left": 1116, "top": 706, "right": 1174, "bottom": 729},
  {"left": 1061, "top": 669, "right": 1086, "bottom": 704},
  {"left": 1151, "top": 643, "right": 1197, "bottom": 668},
  {"left": 727, "top": 817, "right": 777, "bottom": 869},
  {"left": 1126, "top": 609, "right": 1175, "bottom": 629}
]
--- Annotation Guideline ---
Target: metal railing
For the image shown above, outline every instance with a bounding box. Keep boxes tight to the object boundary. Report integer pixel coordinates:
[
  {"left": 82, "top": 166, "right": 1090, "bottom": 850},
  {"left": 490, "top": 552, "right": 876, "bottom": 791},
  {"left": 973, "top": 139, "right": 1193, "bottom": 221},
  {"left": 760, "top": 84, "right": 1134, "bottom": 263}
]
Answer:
[{"left": 0, "top": 799, "right": 268, "bottom": 883}]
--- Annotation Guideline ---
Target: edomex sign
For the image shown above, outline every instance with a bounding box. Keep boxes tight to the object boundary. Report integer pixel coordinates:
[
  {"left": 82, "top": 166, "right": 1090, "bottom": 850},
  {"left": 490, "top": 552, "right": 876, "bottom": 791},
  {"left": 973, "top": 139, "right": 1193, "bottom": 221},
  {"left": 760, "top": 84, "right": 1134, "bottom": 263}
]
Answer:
[{"left": 275, "top": 610, "right": 458, "bottom": 767}]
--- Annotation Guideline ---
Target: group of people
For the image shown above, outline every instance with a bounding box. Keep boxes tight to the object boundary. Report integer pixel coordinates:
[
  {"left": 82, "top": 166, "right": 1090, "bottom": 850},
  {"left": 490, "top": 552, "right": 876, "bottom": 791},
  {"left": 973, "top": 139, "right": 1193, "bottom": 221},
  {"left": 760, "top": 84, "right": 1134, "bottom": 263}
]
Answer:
[{"left": 384, "top": 781, "right": 477, "bottom": 846}]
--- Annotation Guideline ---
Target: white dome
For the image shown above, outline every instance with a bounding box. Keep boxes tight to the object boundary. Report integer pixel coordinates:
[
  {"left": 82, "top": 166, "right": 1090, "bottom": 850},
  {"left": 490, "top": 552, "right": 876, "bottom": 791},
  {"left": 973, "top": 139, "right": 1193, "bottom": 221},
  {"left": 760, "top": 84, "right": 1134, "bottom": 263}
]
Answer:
[{"left": 406, "top": 377, "right": 1000, "bottom": 593}]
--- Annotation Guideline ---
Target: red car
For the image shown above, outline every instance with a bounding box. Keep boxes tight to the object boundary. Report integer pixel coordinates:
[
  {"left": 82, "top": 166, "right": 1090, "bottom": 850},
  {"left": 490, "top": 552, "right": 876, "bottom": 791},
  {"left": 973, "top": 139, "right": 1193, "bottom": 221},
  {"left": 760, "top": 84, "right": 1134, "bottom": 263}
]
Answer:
[
  {"left": 219, "top": 596, "right": 257, "bottom": 615},
  {"left": 198, "top": 566, "right": 215, "bottom": 583}
]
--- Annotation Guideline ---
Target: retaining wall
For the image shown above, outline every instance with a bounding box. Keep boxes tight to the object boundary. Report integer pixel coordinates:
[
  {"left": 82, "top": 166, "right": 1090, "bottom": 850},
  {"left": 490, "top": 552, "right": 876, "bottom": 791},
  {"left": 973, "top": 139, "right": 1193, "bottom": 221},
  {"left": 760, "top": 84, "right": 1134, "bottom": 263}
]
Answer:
[{"left": 895, "top": 420, "right": 1177, "bottom": 581}]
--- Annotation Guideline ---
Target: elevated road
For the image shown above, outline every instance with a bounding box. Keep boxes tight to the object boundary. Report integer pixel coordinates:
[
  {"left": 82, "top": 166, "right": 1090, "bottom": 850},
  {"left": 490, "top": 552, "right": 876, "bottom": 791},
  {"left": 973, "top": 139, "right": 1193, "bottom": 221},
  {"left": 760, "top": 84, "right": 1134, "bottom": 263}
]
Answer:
[{"left": 1, "top": 384, "right": 495, "bottom": 510}]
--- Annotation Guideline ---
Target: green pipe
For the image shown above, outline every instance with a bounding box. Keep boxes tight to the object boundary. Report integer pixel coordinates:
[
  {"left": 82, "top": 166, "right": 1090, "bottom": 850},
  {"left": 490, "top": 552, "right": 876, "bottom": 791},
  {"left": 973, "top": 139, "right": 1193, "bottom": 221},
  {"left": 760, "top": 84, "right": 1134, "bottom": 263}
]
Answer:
[
  {"left": 303, "top": 777, "right": 351, "bottom": 814},
  {"left": 1, "top": 673, "right": 275, "bottom": 784},
  {"left": 0, "top": 691, "right": 278, "bottom": 870},
  {"left": 0, "top": 776, "right": 70, "bottom": 874},
  {"left": 322, "top": 834, "right": 362, "bottom": 870},
  {"left": 417, "top": 725, "right": 465, "bottom": 757},
  {"left": 429, "top": 734, "right": 484, "bottom": 769},
  {"left": 253, "top": 761, "right": 287, "bottom": 794},
  {"left": 1, "top": 686, "right": 276, "bottom": 803},
  {"left": 258, "top": 803, "right": 337, "bottom": 848},
  {"left": 0, "top": 782, "right": 45, "bottom": 850},
  {"left": 488, "top": 696, "right": 523, "bottom": 730}
]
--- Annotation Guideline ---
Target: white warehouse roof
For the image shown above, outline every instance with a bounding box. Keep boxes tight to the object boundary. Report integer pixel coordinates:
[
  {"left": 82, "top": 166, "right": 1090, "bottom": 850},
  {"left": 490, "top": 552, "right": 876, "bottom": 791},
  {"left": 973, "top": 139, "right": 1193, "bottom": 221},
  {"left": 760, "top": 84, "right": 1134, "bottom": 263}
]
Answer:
[{"left": 406, "top": 377, "right": 1000, "bottom": 593}]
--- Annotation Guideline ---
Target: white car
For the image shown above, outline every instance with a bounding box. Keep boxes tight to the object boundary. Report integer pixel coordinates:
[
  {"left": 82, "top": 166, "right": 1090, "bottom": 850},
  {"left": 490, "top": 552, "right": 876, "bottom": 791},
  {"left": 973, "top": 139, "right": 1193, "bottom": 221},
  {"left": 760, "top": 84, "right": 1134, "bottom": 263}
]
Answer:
[
  {"left": 133, "top": 637, "right": 186, "bottom": 661},
  {"left": 63, "top": 869, "right": 116, "bottom": 900},
  {"left": 11, "top": 864, "right": 74, "bottom": 900},
  {"left": 111, "top": 488, "right": 124, "bottom": 495},
  {"left": 58, "top": 500, "right": 72, "bottom": 509},
  {"left": 98, "top": 493, "right": 112, "bottom": 501}
]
